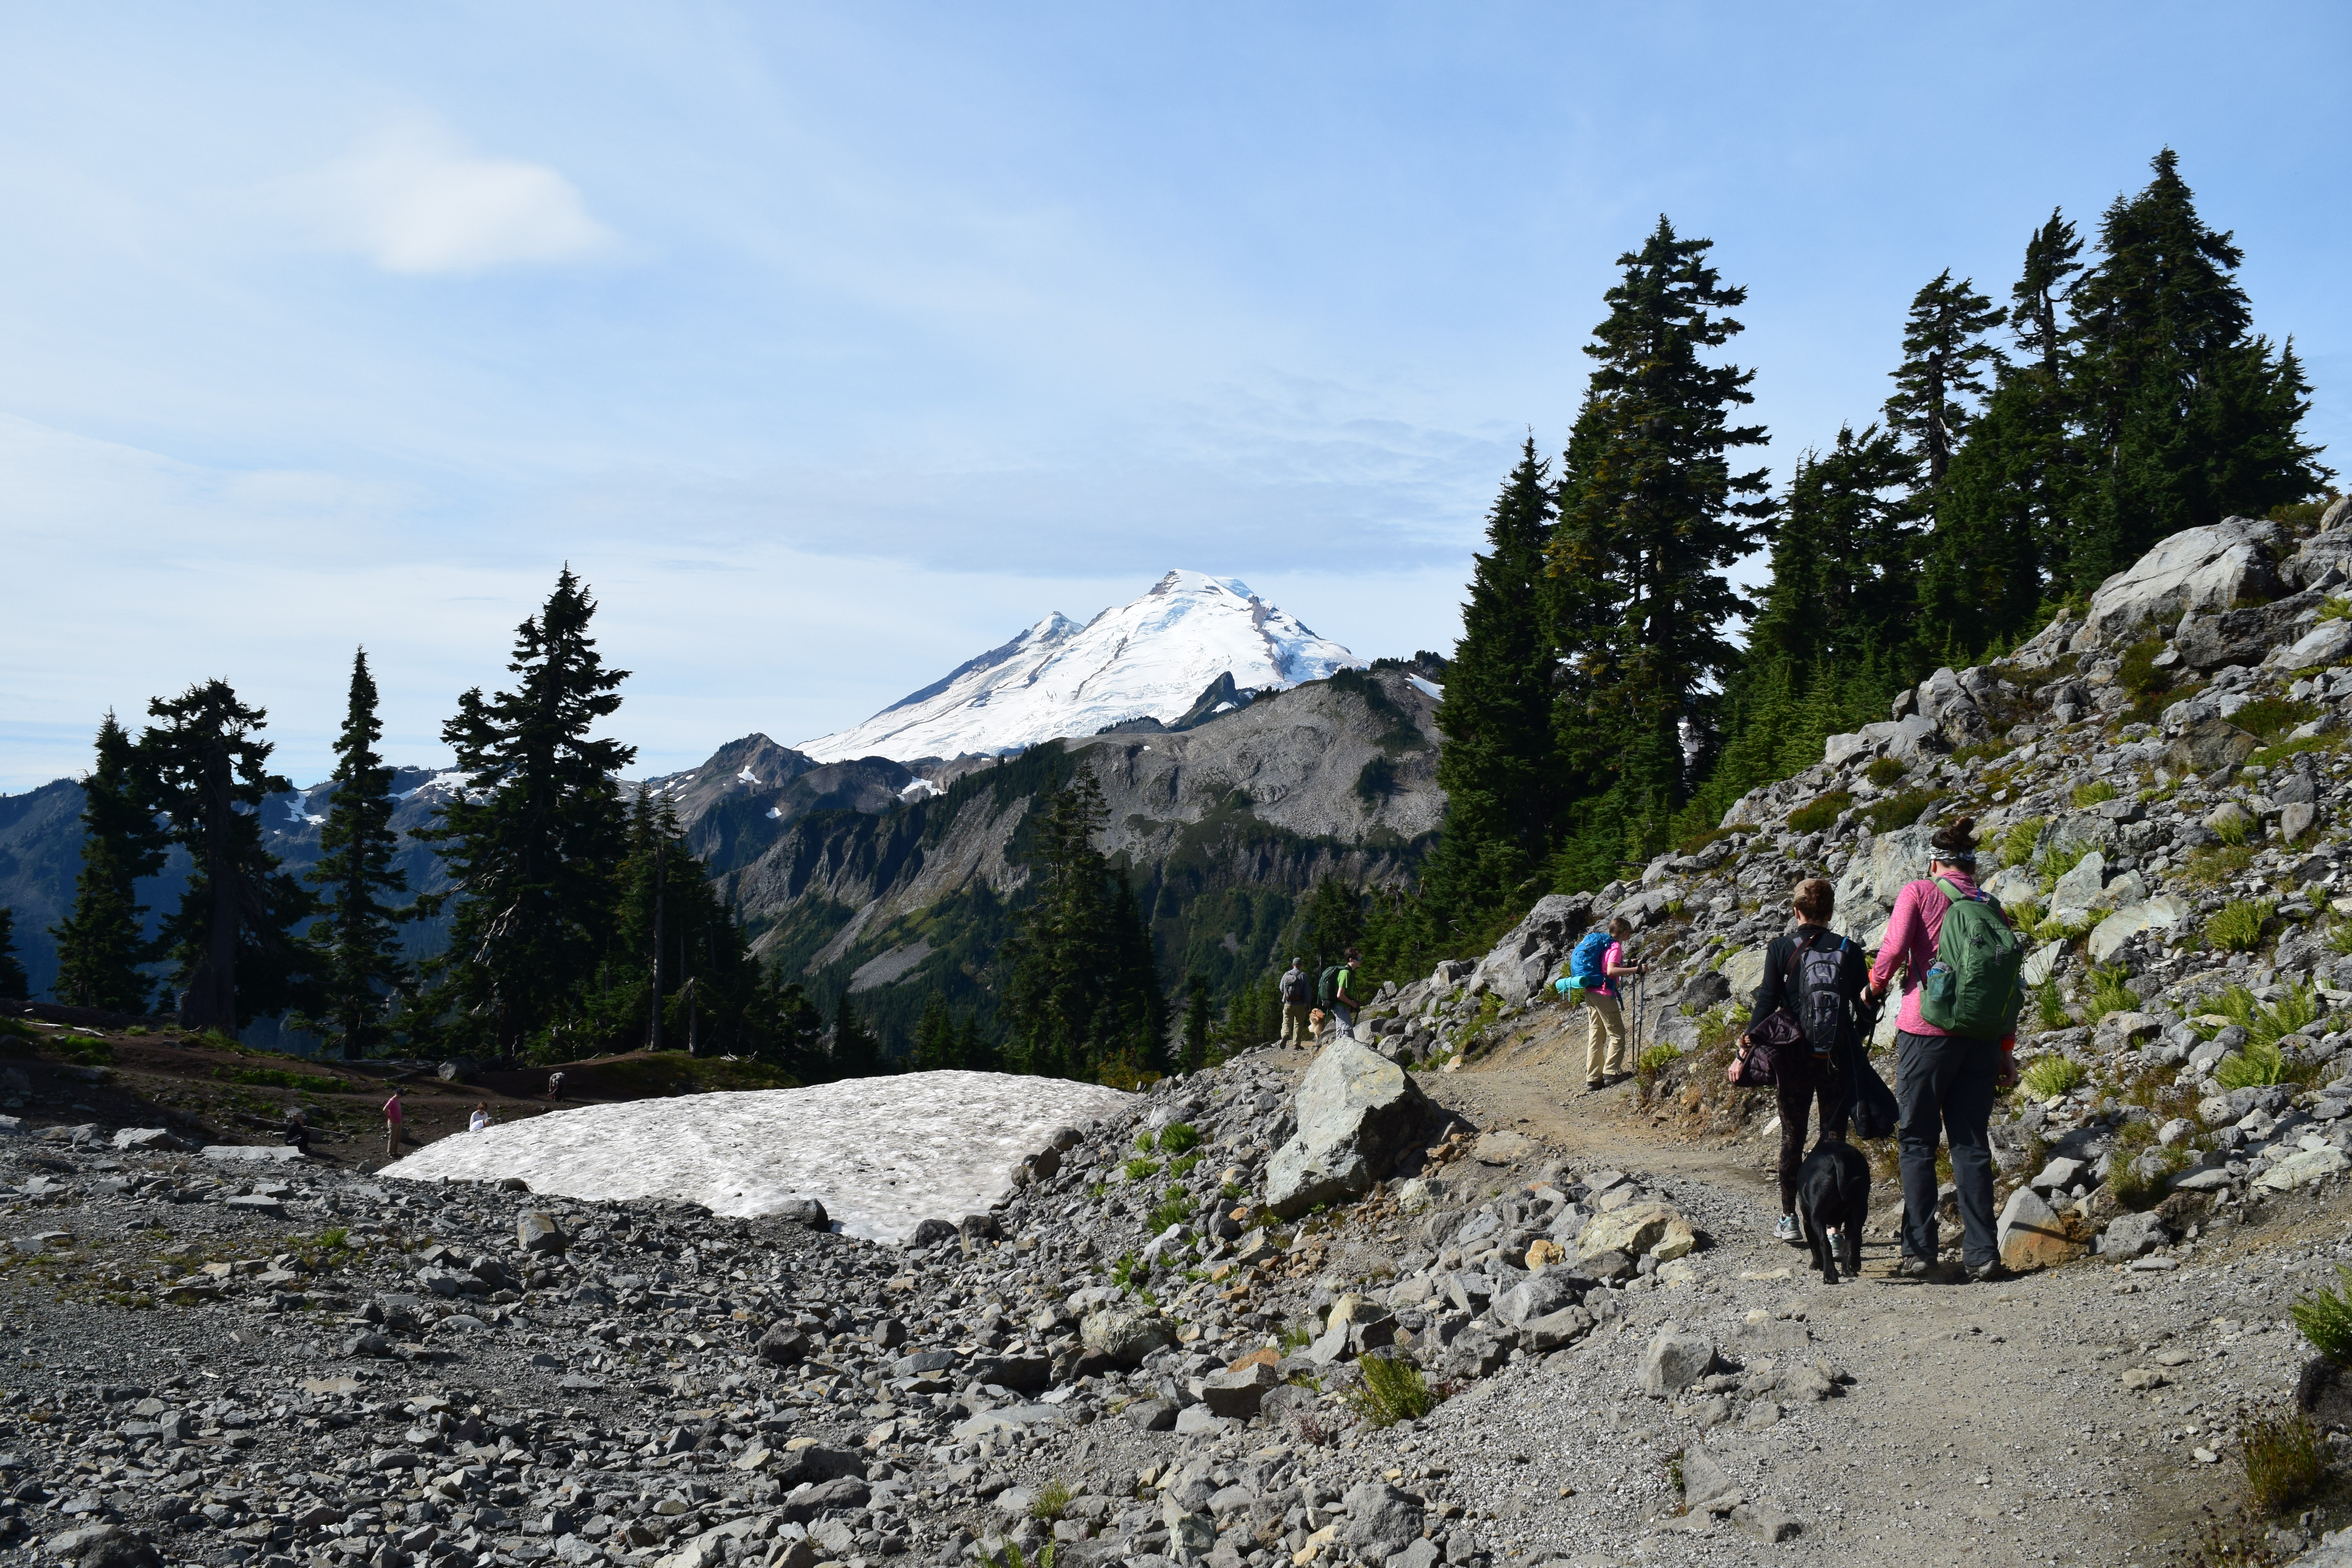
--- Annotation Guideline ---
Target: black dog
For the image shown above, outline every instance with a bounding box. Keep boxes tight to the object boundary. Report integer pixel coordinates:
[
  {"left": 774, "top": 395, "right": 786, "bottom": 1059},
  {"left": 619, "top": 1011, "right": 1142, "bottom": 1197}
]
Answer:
[{"left": 1793, "top": 1140, "right": 1870, "bottom": 1284}]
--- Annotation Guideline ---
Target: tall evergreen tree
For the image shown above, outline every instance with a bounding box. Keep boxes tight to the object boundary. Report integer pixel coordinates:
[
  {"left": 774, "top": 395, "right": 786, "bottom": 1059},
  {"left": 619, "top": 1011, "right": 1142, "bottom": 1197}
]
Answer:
[
  {"left": 51, "top": 712, "right": 168, "bottom": 1012},
  {"left": 911, "top": 993, "right": 956, "bottom": 1072},
  {"left": 955, "top": 1012, "right": 991, "bottom": 1074},
  {"left": 2067, "top": 149, "right": 2329, "bottom": 586},
  {"left": 1421, "top": 438, "right": 1560, "bottom": 947},
  {"left": 1883, "top": 270, "right": 2005, "bottom": 493},
  {"left": 0, "top": 909, "right": 27, "bottom": 1000},
  {"left": 142, "top": 681, "right": 316, "bottom": 1031},
  {"left": 421, "top": 568, "right": 635, "bottom": 1054},
  {"left": 1548, "top": 217, "right": 1770, "bottom": 880},
  {"left": 999, "top": 768, "right": 1165, "bottom": 1082},
  {"left": 1748, "top": 424, "right": 1922, "bottom": 673},
  {"left": 1180, "top": 976, "right": 1210, "bottom": 1074},
  {"left": 300, "top": 651, "right": 427, "bottom": 1059},
  {"left": 829, "top": 993, "right": 882, "bottom": 1078}
]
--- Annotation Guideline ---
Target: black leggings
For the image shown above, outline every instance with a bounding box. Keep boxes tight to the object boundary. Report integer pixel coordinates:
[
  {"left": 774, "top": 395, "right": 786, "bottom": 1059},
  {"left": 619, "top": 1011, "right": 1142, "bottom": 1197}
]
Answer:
[{"left": 1776, "top": 1053, "right": 1851, "bottom": 1213}]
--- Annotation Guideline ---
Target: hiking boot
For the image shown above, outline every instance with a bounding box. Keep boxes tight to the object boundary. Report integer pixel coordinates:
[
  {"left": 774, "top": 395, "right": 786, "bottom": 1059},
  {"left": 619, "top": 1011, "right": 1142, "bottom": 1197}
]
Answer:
[
  {"left": 1894, "top": 1256, "right": 1937, "bottom": 1280},
  {"left": 1966, "top": 1260, "right": 2011, "bottom": 1284},
  {"left": 1585, "top": 1079, "right": 1606, "bottom": 1093},
  {"left": 1773, "top": 1214, "right": 1800, "bottom": 1243}
]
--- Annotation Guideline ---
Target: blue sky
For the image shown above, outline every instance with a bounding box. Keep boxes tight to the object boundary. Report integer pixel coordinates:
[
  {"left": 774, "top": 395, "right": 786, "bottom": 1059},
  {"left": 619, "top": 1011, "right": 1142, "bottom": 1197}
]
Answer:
[{"left": 3, "top": 2, "right": 2347, "bottom": 791}]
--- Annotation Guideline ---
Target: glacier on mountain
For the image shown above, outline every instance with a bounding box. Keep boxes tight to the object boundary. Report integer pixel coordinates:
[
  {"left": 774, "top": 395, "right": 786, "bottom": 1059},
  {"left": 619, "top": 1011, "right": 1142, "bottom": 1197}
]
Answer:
[{"left": 798, "top": 569, "right": 1361, "bottom": 762}]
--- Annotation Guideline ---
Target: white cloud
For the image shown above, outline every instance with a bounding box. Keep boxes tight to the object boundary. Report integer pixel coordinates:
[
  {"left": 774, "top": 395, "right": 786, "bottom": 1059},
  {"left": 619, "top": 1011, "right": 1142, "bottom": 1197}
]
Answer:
[{"left": 285, "top": 121, "right": 610, "bottom": 274}]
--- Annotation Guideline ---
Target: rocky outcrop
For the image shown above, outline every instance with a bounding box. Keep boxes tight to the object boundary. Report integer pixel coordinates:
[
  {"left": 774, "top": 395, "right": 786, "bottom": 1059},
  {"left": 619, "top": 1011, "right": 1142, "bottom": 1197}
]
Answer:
[
  {"left": 2078, "top": 516, "right": 2285, "bottom": 644},
  {"left": 1264, "top": 1040, "right": 1441, "bottom": 1216}
]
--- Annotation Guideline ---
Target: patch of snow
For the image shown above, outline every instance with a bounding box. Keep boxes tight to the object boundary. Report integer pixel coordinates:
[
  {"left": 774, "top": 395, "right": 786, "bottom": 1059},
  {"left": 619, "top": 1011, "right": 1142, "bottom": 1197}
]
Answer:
[
  {"left": 395, "top": 768, "right": 475, "bottom": 801},
  {"left": 766, "top": 806, "right": 784, "bottom": 819},
  {"left": 1408, "top": 675, "right": 1443, "bottom": 700},
  {"left": 380, "top": 1071, "right": 1129, "bottom": 1243},
  {"left": 736, "top": 767, "right": 759, "bottom": 785},
  {"left": 1210, "top": 701, "right": 1236, "bottom": 713},
  {"left": 797, "top": 568, "right": 1361, "bottom": 762},
  {"left": 899, "top": 778, "right": 943, "bottom": 802}
]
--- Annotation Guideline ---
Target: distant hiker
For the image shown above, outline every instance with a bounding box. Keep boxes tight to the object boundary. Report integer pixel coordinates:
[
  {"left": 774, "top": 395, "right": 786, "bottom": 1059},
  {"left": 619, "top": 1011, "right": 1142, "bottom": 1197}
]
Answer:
[
  {"left": 381, "top": 1089, "right": 403, "bottom": 1159},
  {"left": 546, "top": 1071, "right": 566, "bottom": 1102},
  {"left": 1739, "top": 878, "right": 1868, "bottom": 1244},
  {"left": 1869, "top": 817, "right": 2026, "bottom": 1282},
  {"left": 1581, "top": 916, "right": 1647, "bottom": 1091},
  {"left": 282, "top": 1108, "right": 310, "bottom": 1157},
  {"left": 469, "top": 1102, "right": 490, "bottom": 1133},
  {"left": 1279, "top": 957, "right": 1314, "bottom": 1047},
  {"left": 1328, "top": 948, "right": 1367, "bottom": 1038}
]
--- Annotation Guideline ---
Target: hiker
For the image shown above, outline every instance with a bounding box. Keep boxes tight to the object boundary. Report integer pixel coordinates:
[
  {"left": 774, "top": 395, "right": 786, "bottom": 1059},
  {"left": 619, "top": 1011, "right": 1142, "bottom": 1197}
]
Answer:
[
  {"left": 468, "top": 1102, "right": 491, "bottom": 1133},
  {"left": 1279, "top": 957, "right": 1314, "bottom": 1047},
  {"left": 282, "top": 1107, "right": 310, "bottom": 1157},
  {"left": 1868, "top": 817, "right": 2025, "bottom": 1282},
  {"left": 381, "top": 1088, "right": 403, "bottom": 1160},
  {"left": 1740, "top": 878, "right": 1869, "bottom": 1243},
  {"left": 1328, "top": 948, "right": 1367, "bottom": 1038},
  {"left": 1577, "top": 916, "right": 1647, "bottom": 1091},
  {"left": 546, "top": 1070, "right": 566, "bottom": 1102}
]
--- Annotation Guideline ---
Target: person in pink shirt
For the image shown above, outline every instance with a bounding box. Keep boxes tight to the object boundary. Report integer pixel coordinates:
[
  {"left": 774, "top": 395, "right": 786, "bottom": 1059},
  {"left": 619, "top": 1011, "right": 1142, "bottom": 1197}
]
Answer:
[
  {"left": 382, "top": 1088, "right": 404, "bottom": 1161},
  {"left": 1867, "top": 816, "right": 2020, "bottom": 1282}
]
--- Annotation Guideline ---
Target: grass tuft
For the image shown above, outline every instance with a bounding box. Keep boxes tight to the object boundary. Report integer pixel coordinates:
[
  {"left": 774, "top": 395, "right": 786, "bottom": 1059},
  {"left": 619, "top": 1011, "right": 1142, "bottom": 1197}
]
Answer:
[
  {"left": 1786, "top": 791, "right": 1853, "bottom": 835},
  {"left": 1156, "top": 1122, "right": 1202, "bottom": 1154},
  {"left": 1864, "top": 789, "right": 1944, "bottom": 834},
  {"left": 2240, "top": 1409, "right": 2330, "bottom": 1515},
  {"left": 2071, "top": 780, "right": 2120, "bottom": 808},
  {"left": 2203, "top": 898, "right": 2273, "bottom": 953},
  {"left": 2087, "top": 965, "right": 2139, "bottom": 1021},
  {"left": 2020, "top": 1056, "right": 2085, "bottom": 1099},
  {"left": 1029, "top": 1480, "right": 1073, "bottom": 1524},
  {"left": 2291, "top": 1265, "right": 2352, "bottom": 1364},
  {"left": 1864, "top": 756, "right": 1907, "bottom": 788},
  {"left": 2002, "top": 817, "right": 2049, "bottom": 869},
  {"left": 1344, "top": 1354, "right": 1443, "bottom": 1428}
]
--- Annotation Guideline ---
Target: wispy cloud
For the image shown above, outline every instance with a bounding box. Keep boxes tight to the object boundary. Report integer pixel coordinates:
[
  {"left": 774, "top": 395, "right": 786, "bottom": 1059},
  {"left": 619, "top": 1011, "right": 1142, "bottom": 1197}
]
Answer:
[{"left": 278, "top": 120, "right": 610, "bottom": 274}]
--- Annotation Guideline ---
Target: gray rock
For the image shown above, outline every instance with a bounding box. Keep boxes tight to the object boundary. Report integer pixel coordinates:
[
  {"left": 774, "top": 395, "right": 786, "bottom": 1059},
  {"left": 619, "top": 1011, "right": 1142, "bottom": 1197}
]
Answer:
[
  {"left": 515, "top": 1212, "right": 566, "bottom": 1255},
  {"left": 1123, "top": 1398, "right": 1177, "bottom": 1432},
  {"left": 1200, "top": 1363, "right": 1277, "bottom": 1417},
  {"left": 755, "top": 1326, "right": 811, "bottom": 1367},
  {"left": 2082, "top": 518, "right": 2282, "bottom": 646},
  {"left": 2100, "top": 1211, "right": 2174, "bottom": 1258},
  {"left": 1680, "top": 1446, "right": 1741, "bottom": 1513},
  {"left": 1731, "top": 1501, "right": 1802, "bottom": 1543},
  {"left": 1489, "top": 1267, "right": 1583, "bottom": 1328},
  {"left": 909, "top": 1217, "right": 958, "bottom": 1248},
  {"left": 1080, "top": 1306, "right": 1175, "bottom": 1366},
  {"left": 1172, "top": 1405, "right": 1226, "bottom": 1437},
  {"left": 1638, "top": 1324, "right": 1715, "bottom": 1396},
  {"left": 773, "top": 1196, "right": 829, "bottom": 1230},
  {"left": 1263, "top": 1039, "right": 1439, "bottom": 1217},
  {"left": 1339, "top": 1479, "right": 1423, "bottom": 1559}
]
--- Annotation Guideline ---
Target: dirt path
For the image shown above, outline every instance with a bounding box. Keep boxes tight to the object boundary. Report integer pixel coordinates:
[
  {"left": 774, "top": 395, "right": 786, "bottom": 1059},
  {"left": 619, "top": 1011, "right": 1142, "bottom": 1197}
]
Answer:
[{"left": 1400, "top": 1005, "right": 2335, "bottom": 1565}]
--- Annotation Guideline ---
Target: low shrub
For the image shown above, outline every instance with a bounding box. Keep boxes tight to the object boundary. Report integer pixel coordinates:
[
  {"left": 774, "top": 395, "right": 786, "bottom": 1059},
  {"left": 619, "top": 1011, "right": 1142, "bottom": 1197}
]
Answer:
[
  {"left": 2033, "top": 980, "right": 2073, "bottom": 1031},
  {"left": 1864, "top": 789, "right": 1944, "bottom": 834},
  {"left": 2291, "top": 1264, "right": 2352, "bottom": 1364},
  {"left": 2240, "top": 1410, "right": 2330, "bottom": 1515},
  {"left": 2195, "top": 982, "right": 2319, "bottom": 1052},
  {"left": 2231, "top": 696, "right": 2319, "bottom": 743},
  {"left": 1634, "top": 1043, "right": 1682, "bottom": 1087},
  {"left": 1864, "top": 756, "right": 1907, "bottom": 788},
  {"left": 2002, "top": 817, "right": 2049, "bottom": 868},
  {"left": 2117, "top": 637, "right": 2172, "bottom": 699},
  {"left": 1029, "top": 1480, "right": 1074, "bottom": 1524},
  {"left": 2215, "top": 1039, "right": 2308, "bottom": 1090},
  {"left": 1123, "top": 1157, "right": 1161, "bottom": 1183},
  {"left": 2203, "top": 898, "right": 2272, "bottom": 953},
  {"left": 1345, "top": 1354, "right": 1443, "bottom": 1428},
  {"left": 2249, "top": 732, "right": 2345, "bottom": 772},
  {"left": 1156, "top": 1122, "right": 1202, "bottom": 1154},
  {"left": 2020, "top": 1056, "right": 2085, "bottom": 1099},
  {"left": 2035, "top": 841, "right": 2094, "bottom": 894},
  {"left": 2071, "top": 779, "right": 2120, "bottom": 808},
  {"left": 2087, "top": 965, "right": 2140, "bottom": 1021},
  {"left": 1786, "top": 791, "right": 1853, "bottom": 835},
  {"left": 1145, "top": 1189, "right": 1198, "bottom": 1234}
]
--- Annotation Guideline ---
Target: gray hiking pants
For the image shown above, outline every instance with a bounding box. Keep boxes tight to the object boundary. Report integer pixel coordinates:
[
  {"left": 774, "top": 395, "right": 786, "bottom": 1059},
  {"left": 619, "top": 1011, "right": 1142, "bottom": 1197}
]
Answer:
[{"left": 1894, "top": 1029, "right": 1999, "bottom": 1269}]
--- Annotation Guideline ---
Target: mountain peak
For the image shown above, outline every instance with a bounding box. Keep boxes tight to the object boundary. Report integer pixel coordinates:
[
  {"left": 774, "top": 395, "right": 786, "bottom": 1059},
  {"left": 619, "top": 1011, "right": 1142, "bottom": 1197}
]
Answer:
[{"left": 799, "top": 570, "right": 1361, "bottom": 762}]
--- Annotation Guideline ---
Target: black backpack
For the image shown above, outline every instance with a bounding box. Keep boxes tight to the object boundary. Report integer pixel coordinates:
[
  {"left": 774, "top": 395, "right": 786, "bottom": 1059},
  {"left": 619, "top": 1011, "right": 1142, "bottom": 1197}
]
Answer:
[
  {"left": 1792, "top": 933, "right": 1856, "bottom": 1062},
  {"left": 1281, "top": 969, "right": 1310, "bottom": 1005}
]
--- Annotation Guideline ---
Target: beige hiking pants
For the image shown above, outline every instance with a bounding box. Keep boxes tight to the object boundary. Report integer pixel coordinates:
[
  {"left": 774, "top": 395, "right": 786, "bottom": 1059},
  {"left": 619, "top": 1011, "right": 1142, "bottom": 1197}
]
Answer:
[{"left": 1585, "top": 992, "right": 1628, "bottom": 1083}]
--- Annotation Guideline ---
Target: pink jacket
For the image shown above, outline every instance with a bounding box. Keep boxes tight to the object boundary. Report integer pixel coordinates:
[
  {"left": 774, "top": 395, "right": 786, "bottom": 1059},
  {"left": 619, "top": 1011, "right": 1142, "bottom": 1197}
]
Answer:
[{"left": 1869, "top": 871, "right": 1980, "bottom": 1039}]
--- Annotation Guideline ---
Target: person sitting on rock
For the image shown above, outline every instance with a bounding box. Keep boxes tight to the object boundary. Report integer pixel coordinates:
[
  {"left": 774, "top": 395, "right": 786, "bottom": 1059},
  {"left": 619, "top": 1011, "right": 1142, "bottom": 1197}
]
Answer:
[
  {"left": 1868, "top": 816, "right": 2022, "bottom": 1282},
  {"left": 469, "top": 1102, "right": 491, "bottom": 1133},
  {"left": 1740, "top": 877, "right": 1867, "bottom": 1243}
]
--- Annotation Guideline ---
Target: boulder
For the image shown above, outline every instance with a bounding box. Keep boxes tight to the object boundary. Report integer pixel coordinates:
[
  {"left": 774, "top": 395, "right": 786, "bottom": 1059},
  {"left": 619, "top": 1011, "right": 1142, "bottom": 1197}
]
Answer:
[
  {"left": 2046, "top": 850, "right": 2107, "bottom": 927},
  {"left": 1263, "top": 1040, "right": 1439, "bottom": 1217},
  {"left": 2099, "top": 1211, "right": 2173, "bottom": 1258},
  {"left": 1680, "top": 1446, "right": 1742, "bottom": 1513},
  {"left": 2268, "top": 618, "right": 2352, "bottom": 671},
  {"left": 2175, "top": 606, "right": 2281, "bottom": 671},
  {"left": 111, "top": 1129, "right": 183, "bottom": 1152},
  {"left": 1996, "top": 1186, "right": 2085, "bottom": 1271},
  {"left": 2283, "top": 800, "right": 2319, "bottom": 843},
  {"left": 909, "top": 1217, "right": 958, "bottom": 1249},
  {"left": 1490, "top": 1267, "right": 1584, "bottom": 1328},
  {"left": 2087, "top": 897, "right": 2192, "bottom": 964},
  {"left": 1079, "top": 1306, "right": 1175, "bottom": 1367},
  {"left": 2080, "top": 517, "right": 2283, "bottom": 646},
  {"left": 1198, "top": 1362, "right": 1278, "bottom": 1417},
  {"left": 1638, "top": 1324, "right": 1716, "bottom": 1396},
  {"left": 755, "top": 1326, "right": 811, "bottom": 1367},
  {"left": 1340, "top": 1480, "right": 1423, "bottom": 1559},
  {"left": 1831, "top": 825, "right": 1936, "bottom": 932},
  {"left": 2163, "top": 717, "right": 2260, "bottom": 779},
  {"left": 516, "top": 1212, "right": 567, "bottom": 1255},
  {"left": 2254, "top": 1147, "right": 2350, "bottom": 1192},
  {"left": 1472, "top": 893, "right": 1593, "bottom": 1002},
  {"left": 1576, "top": 1201, "right": 1680, "bottom": 1261}
]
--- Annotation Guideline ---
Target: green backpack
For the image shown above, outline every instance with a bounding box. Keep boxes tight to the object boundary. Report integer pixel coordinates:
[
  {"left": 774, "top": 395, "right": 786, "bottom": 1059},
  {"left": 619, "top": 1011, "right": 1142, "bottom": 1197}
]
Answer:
[{"left": 1917, "top": 877, "right": 2027, "bottom": 1038}]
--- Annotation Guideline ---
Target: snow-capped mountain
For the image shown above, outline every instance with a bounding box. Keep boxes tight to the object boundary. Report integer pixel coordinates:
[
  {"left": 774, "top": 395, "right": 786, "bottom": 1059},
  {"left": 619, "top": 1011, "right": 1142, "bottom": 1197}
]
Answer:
[{"left": 798, "top": 570, "right": 1363, "bottom": 763}]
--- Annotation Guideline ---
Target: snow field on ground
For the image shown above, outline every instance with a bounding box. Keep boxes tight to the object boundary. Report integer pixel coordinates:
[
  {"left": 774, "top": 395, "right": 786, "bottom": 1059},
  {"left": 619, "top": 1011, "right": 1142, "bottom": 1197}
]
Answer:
[{"left": 381, "top": 1070, "right": 1131, "bottom": 1243}]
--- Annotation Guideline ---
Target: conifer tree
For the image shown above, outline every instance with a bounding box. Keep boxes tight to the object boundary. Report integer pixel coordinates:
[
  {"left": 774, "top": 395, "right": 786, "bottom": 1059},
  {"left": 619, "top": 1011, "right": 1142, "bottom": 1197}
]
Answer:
[
  {"left": 2067, "top": 149, "right": 2329, "bottom": 586},
  {"left": 1421, "top": 438, "right": 1560, "bottom": 946},
  {"left": 829, "top": 993, "right": 881, "bottom": 1078},
  {"left": 0, "top": 909, "right": 26, "bottom": 1000},
  {"left": 51, "top": 712, "right": 168, "bottom": 1013},
  {"left": 1883, "top": 271, "right": 2005, "bottom": 494},
  {"left": 1180, "top": 976, "right": 1210, "bottom": 1074},
  {"left": 1748, "top": 425, "right": 1922, "bottom": 673},
  {"left": 300, "top": 650, "right": 427, "bottom": 1059},
  {"left": 1549, "top": 217, "right": 1770, "bottom": 877},
  {"left": 955, "top": 1013, "right": 990, "bottom": 1073},
  {"left": 912, "top": 993, "right": 956, "bottom": 1071},
  {"left": 421, "top": 568, "right": 635, "bottom": 1054},
  {"left": 999, "top": 768, "right": 1165, "bottom": 1082},
  {"left": 142, "top": 681, "right": 317, "bottom": 1031}
]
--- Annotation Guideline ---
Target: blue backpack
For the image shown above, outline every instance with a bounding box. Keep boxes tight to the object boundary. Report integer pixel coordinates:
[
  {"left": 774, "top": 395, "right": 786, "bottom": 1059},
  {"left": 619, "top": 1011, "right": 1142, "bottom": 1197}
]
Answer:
[{"left": 1568, "top": 931, "right": 1610, "bottom": 989}]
